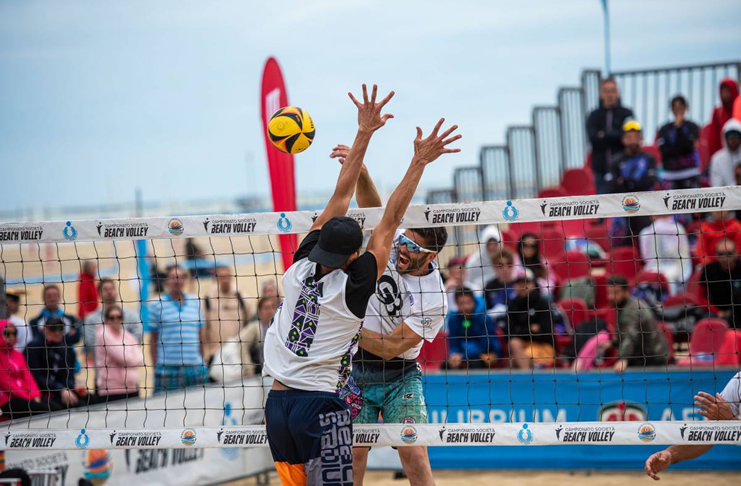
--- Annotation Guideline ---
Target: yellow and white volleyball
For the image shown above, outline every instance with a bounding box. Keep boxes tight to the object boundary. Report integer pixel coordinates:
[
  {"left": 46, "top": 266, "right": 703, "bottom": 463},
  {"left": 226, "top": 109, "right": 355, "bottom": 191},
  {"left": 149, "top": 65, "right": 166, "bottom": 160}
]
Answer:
[{"left": 267, "top": 106, "right": 316, "bottom": 154}]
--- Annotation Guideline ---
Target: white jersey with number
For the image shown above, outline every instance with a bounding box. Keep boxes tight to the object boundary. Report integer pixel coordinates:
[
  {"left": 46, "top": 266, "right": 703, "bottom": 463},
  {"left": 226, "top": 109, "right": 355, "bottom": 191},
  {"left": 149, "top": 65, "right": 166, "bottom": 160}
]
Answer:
[
  {"left": 720, "top": 371, "right": 741, "bottom": 418},
  {"left": 362, "top": 232, "right": 448, "bottom": 360},
  {"left": 262, "top": 231, "right": 377, "bottom": 393}
]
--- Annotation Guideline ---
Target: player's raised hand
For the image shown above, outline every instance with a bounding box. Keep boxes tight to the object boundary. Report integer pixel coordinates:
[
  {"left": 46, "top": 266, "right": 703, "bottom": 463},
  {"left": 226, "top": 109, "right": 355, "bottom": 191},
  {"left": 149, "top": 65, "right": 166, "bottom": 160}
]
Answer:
[
  {"left": 348, "top": 84, "right": 394, "bottom": 133},
  {"left": 645, "top": 450, "right": 672, "bottom": 480},
  {"left": 695, "top": 391, "right": 735, "bottom": 420},
  {"left": 330, "top": 144, "right": 351, "bottom": 164},
  {"left": 413, "top": 118, "right": 462, "bottom": 165}
]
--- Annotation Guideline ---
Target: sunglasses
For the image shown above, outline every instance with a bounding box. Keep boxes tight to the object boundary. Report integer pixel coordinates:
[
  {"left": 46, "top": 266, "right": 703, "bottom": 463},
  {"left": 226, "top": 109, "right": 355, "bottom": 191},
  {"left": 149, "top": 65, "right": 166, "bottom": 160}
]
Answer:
[
  {"left": 522, "top": 243, "right": 538, "bottom": 249},
  {"left": 399, "top": 233, "right": 433, "bottom": 254},
  {"left": 47, "top": 327, "right": 64, "bottom": 333},
  {"left": 716, "top": 251, "right": 735, "bottom": 257},
  {"left": 3, "top": 330, "right": 17, "bottom": 337}
]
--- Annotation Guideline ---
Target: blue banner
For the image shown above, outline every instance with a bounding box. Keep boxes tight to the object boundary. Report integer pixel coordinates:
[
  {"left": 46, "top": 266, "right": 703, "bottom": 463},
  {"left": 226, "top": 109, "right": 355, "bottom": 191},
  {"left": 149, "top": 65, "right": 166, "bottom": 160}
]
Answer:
[{"left": 422, "top": 370, "right": 740, "bottom": 470}]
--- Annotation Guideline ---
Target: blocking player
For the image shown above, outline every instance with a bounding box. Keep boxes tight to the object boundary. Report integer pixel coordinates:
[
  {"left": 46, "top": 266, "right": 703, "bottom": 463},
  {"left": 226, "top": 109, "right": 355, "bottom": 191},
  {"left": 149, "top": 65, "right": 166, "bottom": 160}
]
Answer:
[
  {"left": 644, "top": 371, "right": 740, "bottom": 480},
  {"left": 331, "top": 144, "right": 449, "bottom": 486},
  {"left": 262, "top": 84, "right": 461, "bottom": 486}
]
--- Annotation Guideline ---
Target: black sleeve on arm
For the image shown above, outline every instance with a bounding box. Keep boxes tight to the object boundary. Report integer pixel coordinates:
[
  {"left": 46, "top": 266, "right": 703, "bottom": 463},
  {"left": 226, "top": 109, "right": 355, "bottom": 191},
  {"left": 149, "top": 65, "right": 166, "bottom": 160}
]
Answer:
[
  {"left": 293, "top": 230, "right": 321, "bottom": 264},
  {"left": 344, "top": 252, "right": 378, "bottom": 319}
]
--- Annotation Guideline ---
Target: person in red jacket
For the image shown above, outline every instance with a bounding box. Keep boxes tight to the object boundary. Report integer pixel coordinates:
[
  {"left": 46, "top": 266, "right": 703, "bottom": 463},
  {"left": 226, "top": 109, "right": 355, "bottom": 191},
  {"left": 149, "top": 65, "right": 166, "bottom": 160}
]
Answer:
[
  {"left": 708, "top": 78, "right": 739, "bottom": 157},
  {"left": 78, "top": 260, "right": 99, "bottom": 320},
  {"left": 694, "top": 210, "right": 741, "bottom": 266},
  {"left": 0, "top": 320, "right": 60, "bottom": 419}
]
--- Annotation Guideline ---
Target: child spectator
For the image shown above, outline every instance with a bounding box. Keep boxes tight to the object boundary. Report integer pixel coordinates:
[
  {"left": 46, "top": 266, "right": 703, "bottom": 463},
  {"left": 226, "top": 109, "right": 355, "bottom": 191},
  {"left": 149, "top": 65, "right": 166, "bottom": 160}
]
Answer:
[
  {"left": 505, "top": 270, "right": 555, "bottom": 369},
  {"left": 446, "top": 288, "right": 500, "bottom": 369},
  {"left": 445, "top": 257, "right": 482, "bottom": 313},
  {"left": 657, "top": 95, "right": 701, "bottom": 190},
  {"left": 0, "top": 321, "right": 60, "bottom": 419},
  {"left": 484, "top": 248, "right": 517, "bottom": 310},
  {"left": 95, "top": 305, "right": 144, "bottom": 402}
]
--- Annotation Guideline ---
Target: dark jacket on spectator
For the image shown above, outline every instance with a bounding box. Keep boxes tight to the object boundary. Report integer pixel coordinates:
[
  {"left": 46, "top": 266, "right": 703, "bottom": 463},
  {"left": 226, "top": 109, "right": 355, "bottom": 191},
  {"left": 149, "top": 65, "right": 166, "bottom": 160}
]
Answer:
[
  {"left": 586, "top": 101, "right": 634, "bottom": 175},
  {"left": 447, "top": 297, "right": 501, "bottom": 359},
  {"left": 614, "top": 296, "right": 668, "bottom": 366},
  {"left": 484, "top": 277, "right": 516, "bottom": 309},
  {"left": 657, "top": 120, "right": 700, "bottom": 180},
  {"left": 28, "top": 311, "right": 81, "bottom": 346},
  {"left": 25, "top": 335, "right": 76, "bottom": 394},
  {"left": 505, "top": 289, "right": 553, "bottom": 345},
  {"left": 607, "top": 150, "right": 658, "bottom": 193},
  {"left": 702, "top": 259, "right": 741, "bottom": 329}
]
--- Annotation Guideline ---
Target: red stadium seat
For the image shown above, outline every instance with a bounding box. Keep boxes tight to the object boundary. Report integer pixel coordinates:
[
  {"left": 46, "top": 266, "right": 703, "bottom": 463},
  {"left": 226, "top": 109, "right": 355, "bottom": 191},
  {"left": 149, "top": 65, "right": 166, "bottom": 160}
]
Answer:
[
  {"left": 657, "top": 322, "right": 675, "bottom": 364},
  {"left": 634, "top": 271, "right": 670, "bottom": 299},
  {"left": 500, "top": 228, "right": 519, "bottom": 251},
  {"left": 643, "top": 144, "right": 662, "bottom": 165},
  {"left": 686, "top": 269, "right": 710, "bottom": 306},
  {"left": 557, "top": 298, "right": 592, "bottom": 328},
  {"left": 418, "top": 331, "right": 448, "bottom": 371},
  {"left": 541, "top": 228, "right": 567, "bottom": 262},
  {"left": 677, "top": 318, "right": 728, "bottom": 366},
  {"left": 552, "top": 251, "right": 591, "bottom": 281},
  {"left": 607, "top": 246, "right": 643, "bottom": 280},
  {"left": 584, "top": 219, "right": 612, "bottom": 252},
  {"left": 537, "top": 186, "right": 568, "bottom": 199},
  {"left": 593, "top": 273, "right": 610, "bottom": 309},
  {"left": 716, "top": 329, "right": 741, "bottom": 366},
  {"left": 561, "top": 168, "right": 596, "bottom": 196}
]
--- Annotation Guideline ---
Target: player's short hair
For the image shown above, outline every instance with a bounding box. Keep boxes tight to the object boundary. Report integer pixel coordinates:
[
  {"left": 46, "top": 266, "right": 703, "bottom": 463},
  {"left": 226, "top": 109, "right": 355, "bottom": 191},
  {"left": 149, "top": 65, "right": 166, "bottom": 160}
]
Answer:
[
  {"left": 257, "top": 295, "right": 277, "bottom": 311},
  {"left": 601, "top": 76, "right": 617, "bottom": 87},
  {"left": 412, "top": 227, "right": 448, "bottom": 253}
]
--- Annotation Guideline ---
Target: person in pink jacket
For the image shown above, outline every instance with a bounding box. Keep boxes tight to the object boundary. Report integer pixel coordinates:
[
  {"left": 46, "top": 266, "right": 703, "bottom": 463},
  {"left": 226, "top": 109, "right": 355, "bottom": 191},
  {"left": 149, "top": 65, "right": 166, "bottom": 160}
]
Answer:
[
  {"left": 0, "top": 320, "right": 60, "bottom": 418},
  {"left": 95, "top": 306, "right": 144, "bottom": 402}
]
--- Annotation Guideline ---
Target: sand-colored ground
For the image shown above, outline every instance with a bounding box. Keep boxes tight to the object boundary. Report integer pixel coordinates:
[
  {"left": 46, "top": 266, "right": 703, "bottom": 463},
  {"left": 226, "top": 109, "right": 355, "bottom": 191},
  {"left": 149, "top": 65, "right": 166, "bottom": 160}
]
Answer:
[{"left": 226, "top": 470, "right": 738, "bottom": 486}]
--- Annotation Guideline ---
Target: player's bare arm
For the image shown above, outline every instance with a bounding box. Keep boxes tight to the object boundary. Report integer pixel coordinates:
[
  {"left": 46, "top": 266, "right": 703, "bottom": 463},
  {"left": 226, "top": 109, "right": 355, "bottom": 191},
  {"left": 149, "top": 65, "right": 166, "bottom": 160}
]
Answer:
[
  {"left": 330, "top": 144, "right": 382, "bottom": 208},
  {"left": 358, "top": 322, "right": 424, "bottom": 360},
  {"left": 644, "top": 445, "right": 713, "bottom": 480},
  {"left": 366, "top": 118, "right": 461, "bottom": 279},
  {"left": 311, "top": 84, "right": 394, "bottom": 232}
]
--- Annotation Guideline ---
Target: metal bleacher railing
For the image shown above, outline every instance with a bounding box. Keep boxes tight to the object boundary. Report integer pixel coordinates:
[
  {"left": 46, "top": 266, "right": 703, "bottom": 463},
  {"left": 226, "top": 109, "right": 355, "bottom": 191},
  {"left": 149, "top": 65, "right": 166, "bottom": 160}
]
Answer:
[{"left": 428, "top": 61, "right": 741, "bottom": 209}]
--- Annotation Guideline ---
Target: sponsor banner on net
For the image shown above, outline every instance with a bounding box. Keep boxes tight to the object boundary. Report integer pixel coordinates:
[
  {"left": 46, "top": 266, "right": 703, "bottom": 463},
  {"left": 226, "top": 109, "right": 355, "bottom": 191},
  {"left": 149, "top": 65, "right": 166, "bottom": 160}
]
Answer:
[
  {"left": 438, "top": 425, "right": 497, "bottom": 444},
  {"left": 663, "top": 190, "right": 726, "bottom": 212},
  {"left": 96, "top": 221, "right": 150, "bottom": 239},
  {"left": 4, "top": 431, "right": 58, "bottom": 449},
  {"left": 540, "top": 199, "right": 600, "bottom": 219},
  {"left": 0, "top": 224, "right": 44, "bottom": 242},
  {"left": 679, "top": 422, "right": 741, "bottom": 443},
  {"left": 202, "top": 216, "right": 257, "bottom": 235},
  {"left": 554, "top": 424, "right": 616, "bottom": 443},
  {"left": 423, "top": 205, "right": 483, "bottom": 225},
  {"left": 216, "top": 427, "right": 269, "bottom": 446}
]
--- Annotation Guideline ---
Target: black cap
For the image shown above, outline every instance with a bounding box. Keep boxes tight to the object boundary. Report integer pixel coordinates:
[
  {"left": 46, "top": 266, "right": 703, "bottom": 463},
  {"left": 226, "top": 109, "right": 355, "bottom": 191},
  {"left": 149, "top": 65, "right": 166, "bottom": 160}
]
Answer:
[
  {"left": 45, "top": 316, "right": 65, "bottom": 332},
  {"left": 309, "top": 216, "right": 363, "bottom": 268}
]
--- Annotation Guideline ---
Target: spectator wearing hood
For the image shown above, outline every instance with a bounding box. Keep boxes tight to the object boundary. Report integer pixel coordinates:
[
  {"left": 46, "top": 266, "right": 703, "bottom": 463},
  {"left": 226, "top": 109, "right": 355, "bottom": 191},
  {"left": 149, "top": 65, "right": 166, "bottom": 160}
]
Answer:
[
  {"left": 464, "top": 225, "right": 502, "bottom": 289},
  {"left": 708, "top": 78, "right": 739, "bottom": 157},
  {"left": 0, "top": 320, "right": 60, "bottom": 419},
  {"left": 586, "top": 77, "right": 635, "bottom": 194},
  {"left": 657, "top": 95, "right": 701, "bottom": 190},
  {"left": 709, "top": 118, "right": 741, "bottom": 187}
]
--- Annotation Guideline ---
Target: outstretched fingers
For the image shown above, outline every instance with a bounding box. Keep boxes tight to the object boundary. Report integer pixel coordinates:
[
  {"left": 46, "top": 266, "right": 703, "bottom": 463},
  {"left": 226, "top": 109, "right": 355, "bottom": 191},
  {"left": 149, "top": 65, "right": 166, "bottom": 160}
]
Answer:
[
  {"left": 362, "top": 84, "right": 369, "bottom": 104},
  {"left": 370, "top": 84, "right": 378, "bottom": 104},
  {"left": 377, "top": 90, "right": 395, "bottom": 109},
  {"left": 439, "top": 124, "right": 459, "bottom": 140},
  {"left": 348, "top": 91, "right": 362, "bottom": 108},
  {"left": 415, "top": 126, "right": 424, "bottom": 141},
  {"left": 431, "top": 118, "right": 445, "bottom": 137}
]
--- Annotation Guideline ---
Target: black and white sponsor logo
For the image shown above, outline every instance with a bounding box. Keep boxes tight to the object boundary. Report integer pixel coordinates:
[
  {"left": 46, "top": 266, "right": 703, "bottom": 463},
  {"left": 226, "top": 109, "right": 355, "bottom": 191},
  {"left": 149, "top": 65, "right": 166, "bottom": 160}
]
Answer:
[
  {"left": 438, "top": 426, "right": 497, "bottom": 444},
  {"left": 97, "top": 222, "right": 150, "bottom": 238},
  {"left": 679, "top": 423, "right": 741, "bottom": 442},
  {"left": 347, "top": 211, "right": 367, "bottom": 230},
  {"left": 663, "top": 191, "right": 726, "bottom": 211},
  {"left": 554, "top": 425, "right": 615, "bottom": 443},
  {"left": 109, "top": 430, "right": 163, "bottom": 447},
  {"left": 353, "top": 427, "right": 382, "bottom": 445},
  {"left": 540, "top": 199, "right": 600, "bottom": 218},
  {"left": 0, "top": 225, "right": 43, "bottom": 241},
  {"left": 203, "top": 217, "right": 257, "bottom": 235},
  {"left": 216, "top": 428, "right": 268, "bottom": 445},
  {"left": 4, "top": 431, "right": 57, "bottom": 448},
  {"left": 424, "top": 206, "right": 481, "bottom": 224}
]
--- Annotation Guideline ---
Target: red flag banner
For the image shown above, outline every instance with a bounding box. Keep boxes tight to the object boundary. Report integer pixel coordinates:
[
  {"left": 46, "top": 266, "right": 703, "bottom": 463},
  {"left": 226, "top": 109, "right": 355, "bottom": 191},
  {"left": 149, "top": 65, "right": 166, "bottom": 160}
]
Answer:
[{"left": 260, "top": 57, "right": 298, "bottom": 272}]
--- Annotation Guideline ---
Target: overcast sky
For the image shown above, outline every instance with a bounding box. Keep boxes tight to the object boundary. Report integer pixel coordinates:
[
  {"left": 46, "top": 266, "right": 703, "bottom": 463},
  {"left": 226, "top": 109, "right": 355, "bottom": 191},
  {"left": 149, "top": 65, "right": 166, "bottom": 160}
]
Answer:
[{"left": 1, "top": 0, "right": 739, "bottom": 215}]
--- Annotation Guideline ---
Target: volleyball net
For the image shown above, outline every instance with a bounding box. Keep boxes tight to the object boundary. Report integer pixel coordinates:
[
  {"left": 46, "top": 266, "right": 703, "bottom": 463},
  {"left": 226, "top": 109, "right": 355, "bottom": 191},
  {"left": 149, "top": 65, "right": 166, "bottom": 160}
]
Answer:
[{"left": 1, "top": 186, "right": 740, "bottom": 453}]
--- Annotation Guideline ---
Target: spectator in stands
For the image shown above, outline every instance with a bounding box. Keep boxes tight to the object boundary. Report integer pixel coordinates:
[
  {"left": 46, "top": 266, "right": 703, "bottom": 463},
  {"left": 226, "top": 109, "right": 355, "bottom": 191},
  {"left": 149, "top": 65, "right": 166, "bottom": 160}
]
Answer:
[
  {"left": 446, "top": 287, "right": 500, "bottom": 369},
  {"left": 25, "top": 317, "right": 81, "bottom": 409},
  {"left": 484, "top": 248, "right": 517, "bottom": 310},
  {"left": 184, "top": 238, "right": 212, "bottom": 280},
  {"left": 735, "top": 162, "right": 741, "bottom": 185},
  {"left": 702, "top": 238, "right": 741, "bottom": 329},
  {"left": 709, "top": 119, "right": 741, "bottom": 187},
  {"left": 708, "top": 78, "right": 739, "bottom": 157},
  {"left": 237, "top": 295, "right": 279, "bottom": 375},
  {"left": 0, "top": 320, "right": 61, "bottom": 419},
  {"left": 204, "top": 266, "right": 250, "bottom": 366},
  {"left": 95, "top": 305, "right": 143, "bottom": 402},
  {"left": 465, "top": 225, "right": 502, "bottom": 289},
  {"left": 606, "top": 120, "right": 659, "bottom": 194},
  {"left": 77, "top": 260, "right": 99, "bottom": 320},
  {"left": 28, "top": 285, "right": 81, "bottom": 345},
  {"left": 586, "top": 77, "right": 635, "bottom": 194},
  {"left": 445, "top": 257, "right": 482, "bottom": 313},
  {"left": 516, "top": 233, "right": 556, "bottom": 296},
  {"left": 83, "top": 278, "right": 142, "bottom": 363},
  {"left": 638, "top": 215, "right": 692, "bottom": 294},
  {"left": 147, "top": 265, "right": 207, "bottom": 393},
  {"left": 605, "top": 276, "right": 669, "bottom": 373},
  {"left": 694, "top": 211, "right": 741, "bottom": 266},
  {"left": 5, "top": 289, "right": 31, "bottom": 352},
  {"left": 505, "top": 270, "right": 555, "bottom": 369},
  {"left": 657, "top": 96, "right": 701, "bottom": 190}
]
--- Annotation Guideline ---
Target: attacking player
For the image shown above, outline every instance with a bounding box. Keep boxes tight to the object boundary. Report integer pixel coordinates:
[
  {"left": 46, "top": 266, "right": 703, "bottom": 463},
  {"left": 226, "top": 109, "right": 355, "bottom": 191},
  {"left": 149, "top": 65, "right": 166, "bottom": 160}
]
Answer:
[
  {"left": 644, "top": 371, "right": 740, "bottom": 480},
  {"left": 262, "top": 83, "right": 461, "bottom": 486},
  {"left": 331, "top": 144, "right": 449, "bottom": 486}
]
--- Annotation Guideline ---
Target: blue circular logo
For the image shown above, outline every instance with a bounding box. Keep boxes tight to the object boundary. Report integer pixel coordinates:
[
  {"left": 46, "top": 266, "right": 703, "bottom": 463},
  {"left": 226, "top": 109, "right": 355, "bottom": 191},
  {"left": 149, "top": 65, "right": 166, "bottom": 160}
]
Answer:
[
  {"left": 75, "top": 428, "right": 90, "bottom": 449},
  {"left": 503, "top": 201, "right": 519, "bottom": 222},
  {"left": 63, "top": 221, "right": 78, "bottom": 241},
  {"left": 517, "top": 423, "right": 533, "bottom": 445},
  {"left": 277, "top": 212, "right": 293, "bottom": 233}
]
